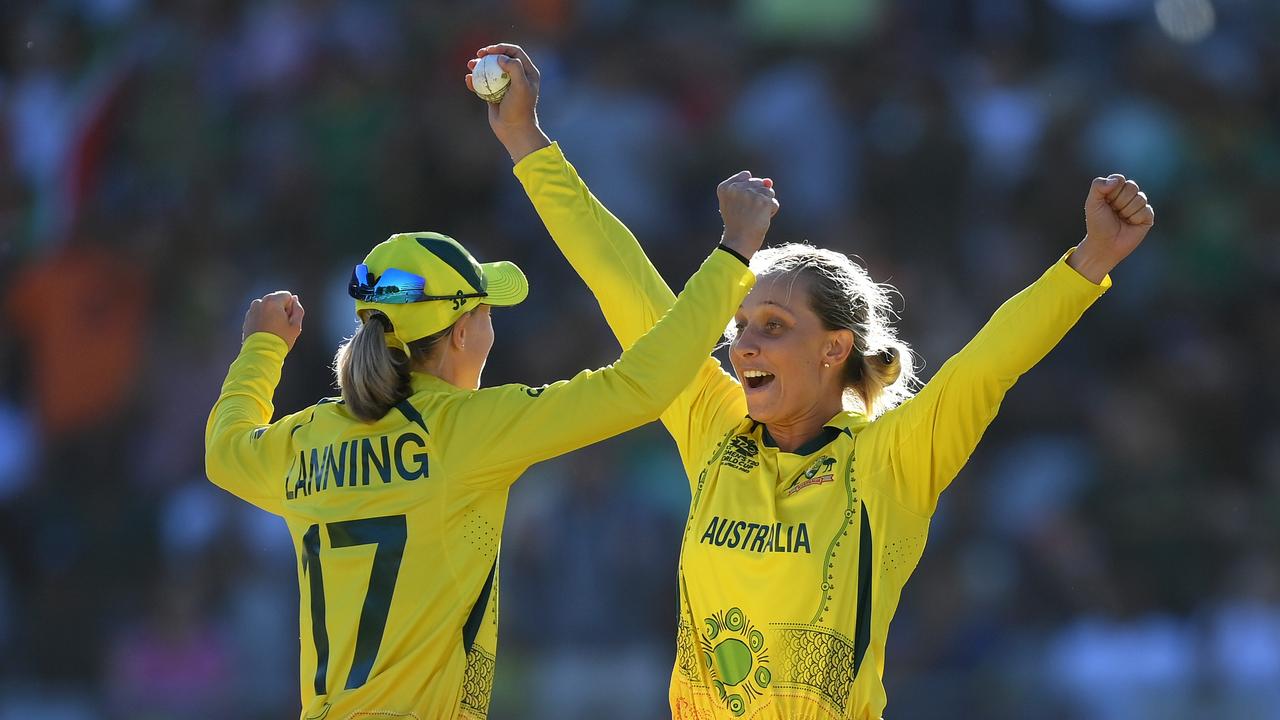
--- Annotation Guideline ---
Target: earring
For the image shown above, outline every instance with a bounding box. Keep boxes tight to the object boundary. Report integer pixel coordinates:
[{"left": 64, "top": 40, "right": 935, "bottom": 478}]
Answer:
[{"left": 823, "top": 362, "right": 830, "bottom": 368}]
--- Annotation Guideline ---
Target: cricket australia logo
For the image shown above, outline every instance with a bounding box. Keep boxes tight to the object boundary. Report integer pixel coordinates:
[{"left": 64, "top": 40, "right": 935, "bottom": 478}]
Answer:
[
  {"left": 720, "top": 435, "right": 760, "bottom": 472},
  {"left": 785, "top": 455, "right": 837, "bottom": 496},
  {"left": 700, "top": 607, "right": 771, "bottom": 716}
]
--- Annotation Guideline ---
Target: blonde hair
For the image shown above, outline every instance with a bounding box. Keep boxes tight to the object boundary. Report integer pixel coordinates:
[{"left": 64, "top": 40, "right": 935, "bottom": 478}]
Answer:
[
  {"left": 726, "top": 243, "right": 919, "bottom": 418},
  {"left": 332, "top": 312, "right": 452, "bottom": 423}
]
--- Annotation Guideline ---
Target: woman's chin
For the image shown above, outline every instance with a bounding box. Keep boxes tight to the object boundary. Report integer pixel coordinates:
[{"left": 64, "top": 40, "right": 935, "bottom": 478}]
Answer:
[{"left": 743, "top": 395, "right": 776, "bottom": 423}]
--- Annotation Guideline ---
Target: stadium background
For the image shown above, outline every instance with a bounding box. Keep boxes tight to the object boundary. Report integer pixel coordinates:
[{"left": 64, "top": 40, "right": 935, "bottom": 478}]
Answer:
[{"left": 1, "top": 0, "right": 1278, "bottom": 718}]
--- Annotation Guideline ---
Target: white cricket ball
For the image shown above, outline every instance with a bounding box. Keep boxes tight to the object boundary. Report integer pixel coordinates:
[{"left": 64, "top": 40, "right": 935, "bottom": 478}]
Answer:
[{"left": 472, "top": 54, "right": 510, "bottom": 104}]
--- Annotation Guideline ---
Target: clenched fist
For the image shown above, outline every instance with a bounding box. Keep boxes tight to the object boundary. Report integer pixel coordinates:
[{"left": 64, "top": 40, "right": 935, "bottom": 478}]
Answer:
[
  {"left": 1070, "top": 174, "right": 1156, "bottom": 284},
  {"left": 243, "top": 291, "right": 305, "bottom": 351},
  {"left": 719, "top": 172, "right": 780, "bottom": 261}
]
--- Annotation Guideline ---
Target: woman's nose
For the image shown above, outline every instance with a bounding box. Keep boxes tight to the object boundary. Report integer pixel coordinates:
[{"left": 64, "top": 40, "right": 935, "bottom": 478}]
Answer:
[{"left": 732, "top": 333, "right": 759, "bottom": 358}]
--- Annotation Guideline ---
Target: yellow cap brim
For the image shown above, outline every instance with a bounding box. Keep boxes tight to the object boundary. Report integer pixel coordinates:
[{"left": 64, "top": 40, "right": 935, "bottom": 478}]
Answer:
[{"left": 479, "top": 260, "right": 528, "bottom": 307}]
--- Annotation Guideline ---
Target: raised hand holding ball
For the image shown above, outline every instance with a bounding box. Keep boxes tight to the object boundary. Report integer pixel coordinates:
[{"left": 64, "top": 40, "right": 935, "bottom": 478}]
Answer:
[{"left": 466, "top": 44, "right": 550, "bottom": 163}]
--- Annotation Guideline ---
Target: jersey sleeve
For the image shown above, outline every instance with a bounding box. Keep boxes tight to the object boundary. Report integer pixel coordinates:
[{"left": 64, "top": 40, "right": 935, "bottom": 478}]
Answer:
[
  {"left": 204, "top": 332, "right": 300, "bottom": 514},
  {"left": 514, "top": 142, "right": 748, "bottom": 474},
  {"left": 858, "top": 251, "right": 1112, "bottom": 516},
  {"left": 442, "top": 248, "right": 755, "bottom": 488}
]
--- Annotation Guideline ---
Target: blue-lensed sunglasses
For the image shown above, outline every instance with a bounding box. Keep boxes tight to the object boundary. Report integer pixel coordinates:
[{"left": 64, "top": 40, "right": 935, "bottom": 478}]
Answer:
[{"left": 348, "top": 264, "right": 488, "bottom": 304}]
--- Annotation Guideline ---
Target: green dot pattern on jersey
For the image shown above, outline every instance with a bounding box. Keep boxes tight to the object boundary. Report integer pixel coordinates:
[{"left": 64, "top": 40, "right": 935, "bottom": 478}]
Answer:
[{"left": 713, "top": 638, "right": 753, "bottom": 686}]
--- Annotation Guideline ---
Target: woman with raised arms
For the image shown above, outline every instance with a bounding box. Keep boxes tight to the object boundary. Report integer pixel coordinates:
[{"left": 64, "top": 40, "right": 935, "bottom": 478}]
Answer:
[{"left": 471, "top": 44, "right": 1155, "bottom": 720}]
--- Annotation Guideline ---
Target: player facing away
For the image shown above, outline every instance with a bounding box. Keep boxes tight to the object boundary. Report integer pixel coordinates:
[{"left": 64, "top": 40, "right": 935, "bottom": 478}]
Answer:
[
  {"left": 471, "top": 44, "right": 1156, "bottom": 720},
  {"left": 205, "top": 208, "right": 777, "bottom": 716}
]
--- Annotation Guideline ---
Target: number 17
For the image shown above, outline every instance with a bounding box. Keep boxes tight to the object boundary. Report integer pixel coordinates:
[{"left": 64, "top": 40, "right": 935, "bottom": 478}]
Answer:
[{"left": 301, "top": 514, "right": 407, "bottom": 694}]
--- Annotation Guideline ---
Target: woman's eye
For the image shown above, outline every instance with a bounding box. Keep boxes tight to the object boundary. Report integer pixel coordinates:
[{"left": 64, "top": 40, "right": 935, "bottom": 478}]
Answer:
[{"left": 766, "top": 320, "right": 782, "bottom": 330}]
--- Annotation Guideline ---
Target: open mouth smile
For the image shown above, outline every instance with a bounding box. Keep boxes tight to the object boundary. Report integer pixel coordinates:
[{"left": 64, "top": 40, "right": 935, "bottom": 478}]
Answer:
[{"left": 742, "top": 369, "right": 776, "bottom": 390}]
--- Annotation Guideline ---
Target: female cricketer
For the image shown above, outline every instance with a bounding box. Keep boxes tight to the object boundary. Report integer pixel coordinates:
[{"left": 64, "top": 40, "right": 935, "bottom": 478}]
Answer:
[
  {"left": 205, "top": 187, "right": 778, "bottom": 715},
  {"left": 473, "top": 43, "right": 1155, "bottom": 720}
]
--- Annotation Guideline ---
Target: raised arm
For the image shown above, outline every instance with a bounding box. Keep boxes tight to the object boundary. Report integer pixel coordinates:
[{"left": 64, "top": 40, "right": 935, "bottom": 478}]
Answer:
[
  {"left": 205, "top": 292, "right": 307, "bottom": 514},
  {"left": 860, "top": 175, "right": 1155, "bottom": 516},
  {"left": 444, "top": 244, "right": 757, "bottom": 487},
  {"left": 469, "top": 43, "right": 661, "bottom": 348},
  {"left": 468, "top": 43, "right": 771, "bottom": 469}
]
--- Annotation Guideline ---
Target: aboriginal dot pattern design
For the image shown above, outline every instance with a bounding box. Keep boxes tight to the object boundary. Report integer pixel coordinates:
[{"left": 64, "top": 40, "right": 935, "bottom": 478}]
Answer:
[{"left": 698, "top": 607, "right": 771, "bottom": 717}]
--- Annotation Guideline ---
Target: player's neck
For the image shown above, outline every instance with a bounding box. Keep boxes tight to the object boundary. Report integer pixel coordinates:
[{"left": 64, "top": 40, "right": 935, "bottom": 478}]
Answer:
[
  {"left": 421, "top": 353, "right": 480, "bottom": 391},
  {"left": 764, "top": 396, "right": 844, "bottom": 453}
]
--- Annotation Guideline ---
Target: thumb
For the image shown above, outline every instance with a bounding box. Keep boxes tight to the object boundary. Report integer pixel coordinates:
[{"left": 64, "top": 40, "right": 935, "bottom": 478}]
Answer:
[
  {"left": 288, "top": 295, "right": 305, "bottom": 322},
  {"left": 718, "top": 171, "right": 751, "bottom": 192},
  {"left": 1087, "top": 175, "right": 1122, "bottom": 210}
]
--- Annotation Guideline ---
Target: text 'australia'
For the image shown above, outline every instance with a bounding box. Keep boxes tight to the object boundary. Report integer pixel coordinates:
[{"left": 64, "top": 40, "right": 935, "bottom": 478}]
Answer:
[
  {"left": 699, "top": 516, "right": 811, "bottom": 554},
  {"left": 285, "top": 432, "right": 428, "bottom": 500}
]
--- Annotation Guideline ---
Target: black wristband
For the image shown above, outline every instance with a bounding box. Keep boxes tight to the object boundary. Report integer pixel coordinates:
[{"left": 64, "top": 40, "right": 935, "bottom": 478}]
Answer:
[{"left": 716, "top": 243, "right": 750, "bottom": 267}]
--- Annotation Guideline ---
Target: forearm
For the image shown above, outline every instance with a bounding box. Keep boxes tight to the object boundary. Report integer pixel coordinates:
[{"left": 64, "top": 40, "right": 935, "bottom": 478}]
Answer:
[
  {"left": 497, "top": 124, "right": 551, "bottom": 165},
  {"left": 204, "top": 332, "right": 289, "bottom": 509},
  {"left": 458, "top": 248, "right": 754, "bottom": 474},
  {"left": 205, "top": 333, "right": 286, "bottom": 449},
  {"left": 514, "top": 142, "right": 677, "bottom": 348},
  {"left": 865, "top": 250, "right": 1111, "bottom": 514},
  {"left": 959, "top": 248, "right": 1110, "bottom": 383},
  {"left": 1065, "top": 237, "right": 1116, "bottom": 285},
  {"left": 610, "top": 249, "right": 752, "bottom": 410}
]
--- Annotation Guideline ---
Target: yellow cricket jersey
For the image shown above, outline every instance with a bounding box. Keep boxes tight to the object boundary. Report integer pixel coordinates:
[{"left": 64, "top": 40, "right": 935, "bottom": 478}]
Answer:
[
  {"left": 204, "top": 247, "right": 755, "bottom": 720},
  {"left": 516, "top": 142, "right": 1112, "bottom": 719}
]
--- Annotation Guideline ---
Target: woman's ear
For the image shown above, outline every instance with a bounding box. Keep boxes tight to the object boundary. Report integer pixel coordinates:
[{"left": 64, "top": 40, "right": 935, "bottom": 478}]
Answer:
[
  {"left": 825, "top": 329, "right": 855, "bottom": 367},
  {"left": 450, "top": 310, "right": 473, "bottom": 351}
]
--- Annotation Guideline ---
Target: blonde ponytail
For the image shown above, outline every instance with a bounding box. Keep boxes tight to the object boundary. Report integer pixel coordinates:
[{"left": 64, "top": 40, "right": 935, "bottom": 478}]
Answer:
[
  {"left": 333, "top": 313, "right": 411, "bottom": 422},
  {"left": 333, "top": 313, "right": 454, "bottom": 422},
  {"left": 851, "top": 341, "right": 913, "bottom": 418}
]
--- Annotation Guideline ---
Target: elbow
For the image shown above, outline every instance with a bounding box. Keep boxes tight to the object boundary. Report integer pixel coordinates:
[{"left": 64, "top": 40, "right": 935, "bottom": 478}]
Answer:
[
  {"left": 203, "top": 444, "right": 226, "bottom": 490},
  {"left": 625, "top": 374, "right": 675, "bottom": 420},
  {"left": 203, "top": 428, "right": 234, "bottom": 491}
]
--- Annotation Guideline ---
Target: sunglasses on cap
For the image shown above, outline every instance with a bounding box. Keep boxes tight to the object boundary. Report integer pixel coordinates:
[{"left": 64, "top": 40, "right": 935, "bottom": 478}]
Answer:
[{"left": 348, "top": 264, "right": 488, "bottom": 305}]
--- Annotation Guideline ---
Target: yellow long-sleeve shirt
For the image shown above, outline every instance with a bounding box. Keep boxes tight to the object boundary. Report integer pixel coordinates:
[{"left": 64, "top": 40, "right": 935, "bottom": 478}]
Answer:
[
  {"left": 515, "top": 142, "right": 1110, "bottom": 720},
  {"left": 204, "top": 247, "right": 754, "bottom": 720}
]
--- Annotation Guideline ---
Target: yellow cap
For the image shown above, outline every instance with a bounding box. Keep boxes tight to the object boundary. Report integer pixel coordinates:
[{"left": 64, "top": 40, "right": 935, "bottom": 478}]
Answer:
[{"left": 353, "top": 232, "right": 528, "bottom": 348}]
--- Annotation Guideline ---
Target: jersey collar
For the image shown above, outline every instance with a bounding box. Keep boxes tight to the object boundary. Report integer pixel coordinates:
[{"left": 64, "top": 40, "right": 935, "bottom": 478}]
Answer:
[
  {"left": 409, "top": 372, "right": 466, "bottom": 395},
  {"left": 753, "top": 411, "right": 868, "bottom": 455}
]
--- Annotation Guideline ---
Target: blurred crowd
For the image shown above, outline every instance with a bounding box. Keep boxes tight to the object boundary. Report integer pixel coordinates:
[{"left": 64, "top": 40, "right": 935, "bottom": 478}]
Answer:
[{"left": 1, "top": 0, "right": 1278, "bottom": 718}]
